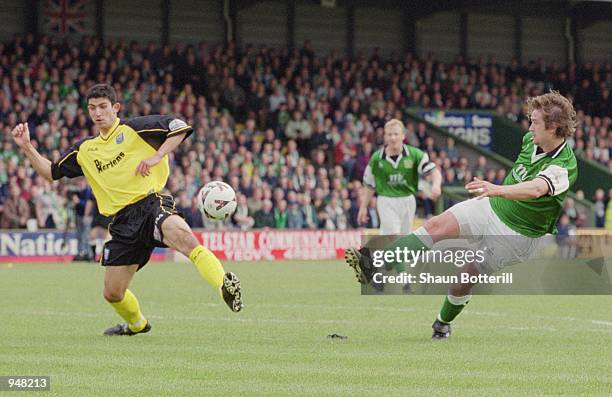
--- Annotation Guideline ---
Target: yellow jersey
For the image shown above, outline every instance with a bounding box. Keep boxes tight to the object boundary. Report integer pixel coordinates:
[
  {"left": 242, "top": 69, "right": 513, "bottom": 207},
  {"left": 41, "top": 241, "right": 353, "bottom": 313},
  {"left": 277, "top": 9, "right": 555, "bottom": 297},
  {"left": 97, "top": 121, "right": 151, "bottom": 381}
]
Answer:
[{"left": 51, "top": 115, "right": 192, "bottom": 216}]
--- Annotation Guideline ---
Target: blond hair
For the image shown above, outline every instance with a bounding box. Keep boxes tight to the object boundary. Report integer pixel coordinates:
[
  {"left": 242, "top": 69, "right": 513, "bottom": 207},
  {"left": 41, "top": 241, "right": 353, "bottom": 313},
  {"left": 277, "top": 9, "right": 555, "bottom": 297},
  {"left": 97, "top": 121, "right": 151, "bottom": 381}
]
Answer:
[
  {"left": 525, "top": 90, "right": 577, "bottom": 138},
  {"left": 384, "top": 119, "right": 405, "bottom": 133}
]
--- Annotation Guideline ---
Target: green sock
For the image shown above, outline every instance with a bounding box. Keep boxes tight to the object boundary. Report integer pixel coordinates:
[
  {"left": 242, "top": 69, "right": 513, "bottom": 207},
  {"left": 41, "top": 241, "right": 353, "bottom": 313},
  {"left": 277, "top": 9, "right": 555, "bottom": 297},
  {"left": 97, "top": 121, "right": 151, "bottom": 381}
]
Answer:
[
  {"left": 382, "top": 233, "right": 431, "bottom": 271},
  {"left": 438, "top": 295, "right": 471, "bottom": 323}
]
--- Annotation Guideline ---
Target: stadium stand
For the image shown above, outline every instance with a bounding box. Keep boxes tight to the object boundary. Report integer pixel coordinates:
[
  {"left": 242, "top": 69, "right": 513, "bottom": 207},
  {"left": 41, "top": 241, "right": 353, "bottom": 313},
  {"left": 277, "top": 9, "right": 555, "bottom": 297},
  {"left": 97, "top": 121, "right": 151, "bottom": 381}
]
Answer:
[{"left": 0, "top": 34, "right": 609, "bottom": 231}]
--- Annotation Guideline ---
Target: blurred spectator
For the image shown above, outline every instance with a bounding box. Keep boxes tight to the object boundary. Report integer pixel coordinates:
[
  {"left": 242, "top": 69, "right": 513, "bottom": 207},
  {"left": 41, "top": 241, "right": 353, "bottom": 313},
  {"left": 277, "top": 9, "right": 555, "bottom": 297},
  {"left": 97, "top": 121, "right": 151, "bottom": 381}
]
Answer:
[
  {"left": 556, "top": 214, "right": 577, "bottom": 259},
  {"left": 287, "top": 197, "right": 305, "bottom": 229},
  {"left": 444, "top": 137, "right": 459, "bottom": 161},
  {"left": 34, "top": 181, "right": 63, "bottom": 229},
  {"left": 563, "top": 198, "right": 578, "bottom": 225},
  {"left": 0, "top": 184, "right": 30, "bottom": 229},
  {"left": 232, "top": 193, "right": 255, "bottom": 230},
  {"left": 184, "top": 196, "right": 204, "bottom": 228},
  {"left": 273, "top": 199, "right": 288, "bottom": 229},
  {"left": 254, "top": 199, "right": 274, "bottom": 228},
  {"left": 301, "top": 194, "right": 318, "bottom": 229},
  {"left": 594, "top": 189, "right": 606, "bottom": 228}
]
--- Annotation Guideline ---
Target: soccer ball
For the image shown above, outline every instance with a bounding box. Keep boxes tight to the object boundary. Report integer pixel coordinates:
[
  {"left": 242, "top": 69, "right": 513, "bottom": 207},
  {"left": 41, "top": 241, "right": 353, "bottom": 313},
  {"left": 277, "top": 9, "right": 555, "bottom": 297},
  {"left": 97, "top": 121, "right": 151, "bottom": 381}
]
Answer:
[{"left": 197, "top": 181, "right": 237, "bottom": 221}]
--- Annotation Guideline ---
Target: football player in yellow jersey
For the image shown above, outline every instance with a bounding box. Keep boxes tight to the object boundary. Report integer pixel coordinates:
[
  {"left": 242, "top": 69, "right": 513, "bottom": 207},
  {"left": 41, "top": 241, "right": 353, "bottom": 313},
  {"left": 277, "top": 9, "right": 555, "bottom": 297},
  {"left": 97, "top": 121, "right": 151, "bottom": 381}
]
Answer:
[{"left": 10, "top": 83, "right": 243, "bottom": 336}]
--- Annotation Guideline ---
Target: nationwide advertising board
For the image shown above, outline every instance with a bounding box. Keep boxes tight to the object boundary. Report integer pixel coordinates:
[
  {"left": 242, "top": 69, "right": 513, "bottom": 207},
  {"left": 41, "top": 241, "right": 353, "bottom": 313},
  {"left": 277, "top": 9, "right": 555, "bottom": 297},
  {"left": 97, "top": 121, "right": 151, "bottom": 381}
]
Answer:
[{"left": 0, "top": 230, "right": 362, "bottom": 262}]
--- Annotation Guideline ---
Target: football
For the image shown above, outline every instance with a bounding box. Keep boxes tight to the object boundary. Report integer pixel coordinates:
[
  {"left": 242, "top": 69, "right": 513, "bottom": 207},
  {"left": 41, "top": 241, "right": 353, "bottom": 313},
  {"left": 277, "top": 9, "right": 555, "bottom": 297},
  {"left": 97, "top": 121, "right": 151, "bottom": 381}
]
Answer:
[{"left": 197, "top": 181, "right": 237, "bottom": 221}]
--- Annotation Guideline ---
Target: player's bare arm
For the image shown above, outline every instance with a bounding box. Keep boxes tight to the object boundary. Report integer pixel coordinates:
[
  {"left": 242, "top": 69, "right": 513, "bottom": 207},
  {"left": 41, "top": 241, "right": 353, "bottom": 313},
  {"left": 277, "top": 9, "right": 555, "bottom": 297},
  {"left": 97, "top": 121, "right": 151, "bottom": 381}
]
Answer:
[
  {"left": 466, "top": 176, "right": 549, "bottom": 200},
  {"left": 10, "top": 123, "right": 53, "bottom": 182},
  {"left": 430, "top": 168, "right": 443, "bottom": 200},
  {"left": 135, "top": 133, "right": 185, "bottom": 177},
  {"left": 357, "top": 185, "right": 375, "bottom": 225}
]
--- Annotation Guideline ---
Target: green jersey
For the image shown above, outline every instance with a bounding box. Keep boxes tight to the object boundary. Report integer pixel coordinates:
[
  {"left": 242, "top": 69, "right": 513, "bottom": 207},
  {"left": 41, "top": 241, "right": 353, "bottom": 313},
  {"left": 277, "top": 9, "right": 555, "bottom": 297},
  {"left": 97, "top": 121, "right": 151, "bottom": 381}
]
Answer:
[
  {"left": 490, "top": 132, "right": 577, "bottom": 237},
  {"left": 363, "top": 145, "right": 436, "bottom": 197}
]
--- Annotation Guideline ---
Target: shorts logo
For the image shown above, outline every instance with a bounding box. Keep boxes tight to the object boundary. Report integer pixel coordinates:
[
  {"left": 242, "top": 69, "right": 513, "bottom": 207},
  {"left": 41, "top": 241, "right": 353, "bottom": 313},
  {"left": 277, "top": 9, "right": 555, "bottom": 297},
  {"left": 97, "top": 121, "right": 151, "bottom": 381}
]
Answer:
[
  {"left": 116, "top": 132, "right": 124, "bottom": 144},
  {"left": 153, "top": 213, "right": 164, "bottom": 242},
  {"left": 104, "top": 248, "right": 110, "bottom": 261},
  {"left": 169, "top": 119, "right": 187, "bottom": 131}
]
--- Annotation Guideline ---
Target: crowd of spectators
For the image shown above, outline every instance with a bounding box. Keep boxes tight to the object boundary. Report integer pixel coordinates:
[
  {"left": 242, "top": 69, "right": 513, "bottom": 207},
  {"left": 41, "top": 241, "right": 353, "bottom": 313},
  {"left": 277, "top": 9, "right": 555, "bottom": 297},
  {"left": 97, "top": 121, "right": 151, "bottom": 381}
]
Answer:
[{"left": 0, "top": 34, "right": 609, "bottom": 231}]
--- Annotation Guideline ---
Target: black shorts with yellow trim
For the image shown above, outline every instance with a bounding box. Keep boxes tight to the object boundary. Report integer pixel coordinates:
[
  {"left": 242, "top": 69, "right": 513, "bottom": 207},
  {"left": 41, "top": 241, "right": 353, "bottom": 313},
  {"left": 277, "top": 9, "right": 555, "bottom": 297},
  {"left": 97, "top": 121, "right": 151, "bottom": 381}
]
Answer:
[{"left": 102, "top": 193, "right": 180, "bottom": 270}]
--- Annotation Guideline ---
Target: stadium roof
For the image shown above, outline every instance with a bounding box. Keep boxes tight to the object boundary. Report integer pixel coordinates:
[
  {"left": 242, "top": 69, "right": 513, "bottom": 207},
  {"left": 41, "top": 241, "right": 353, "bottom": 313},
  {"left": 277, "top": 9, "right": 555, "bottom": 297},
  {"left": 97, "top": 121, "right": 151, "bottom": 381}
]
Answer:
[{"left": 292, "top": 0, "right": 612, "bottom": 27}]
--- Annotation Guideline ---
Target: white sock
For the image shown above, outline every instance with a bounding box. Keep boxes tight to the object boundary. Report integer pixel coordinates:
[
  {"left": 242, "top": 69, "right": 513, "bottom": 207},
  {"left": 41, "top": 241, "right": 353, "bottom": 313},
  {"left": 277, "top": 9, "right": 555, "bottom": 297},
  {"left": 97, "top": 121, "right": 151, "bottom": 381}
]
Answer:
[{"left": 413, "top": 227, "right": 434, "bottom": 249}]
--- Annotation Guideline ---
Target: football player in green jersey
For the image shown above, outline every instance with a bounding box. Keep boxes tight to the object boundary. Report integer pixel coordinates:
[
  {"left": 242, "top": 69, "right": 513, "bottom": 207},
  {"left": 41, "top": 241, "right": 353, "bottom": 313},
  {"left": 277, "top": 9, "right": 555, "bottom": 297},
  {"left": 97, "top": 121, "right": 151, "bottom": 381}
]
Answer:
[
  {"left": 346, "top": 91, "right": 577, "bottom": 338},
  {"left": 357, "top": 119, "right": 442, "bottom": 290}
]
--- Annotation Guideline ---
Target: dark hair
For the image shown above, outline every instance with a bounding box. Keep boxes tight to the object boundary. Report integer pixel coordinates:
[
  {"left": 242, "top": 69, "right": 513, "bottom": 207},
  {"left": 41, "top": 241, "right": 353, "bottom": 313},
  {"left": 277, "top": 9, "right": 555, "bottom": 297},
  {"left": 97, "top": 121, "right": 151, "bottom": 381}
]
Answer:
[{"left": 86, "top": 83, "right": 118, "bottom": 104}]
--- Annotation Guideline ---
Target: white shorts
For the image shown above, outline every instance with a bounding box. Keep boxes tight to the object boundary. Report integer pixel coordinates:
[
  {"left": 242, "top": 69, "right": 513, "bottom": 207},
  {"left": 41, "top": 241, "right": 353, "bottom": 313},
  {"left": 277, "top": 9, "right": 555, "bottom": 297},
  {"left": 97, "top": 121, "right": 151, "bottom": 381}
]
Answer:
[
  {"left": 377, "top": 195, "right": 416, "bottom": 235},
  {"left": 446, "top": 197, "right": 540, "bottom": 274}
]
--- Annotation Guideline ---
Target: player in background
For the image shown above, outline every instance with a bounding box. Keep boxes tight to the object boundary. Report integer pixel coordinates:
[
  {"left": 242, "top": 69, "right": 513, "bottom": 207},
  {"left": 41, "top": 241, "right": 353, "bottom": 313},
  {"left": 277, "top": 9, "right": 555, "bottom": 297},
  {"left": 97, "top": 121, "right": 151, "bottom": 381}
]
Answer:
[
  {"left": 346, "top": 91, "right": 577, "bottom": 338},
  {"left": 356, "top": 119, "right": 442, "bottom": 288},
  {"left": 10, "top": 83, "right": 243, "bottom": 336}
]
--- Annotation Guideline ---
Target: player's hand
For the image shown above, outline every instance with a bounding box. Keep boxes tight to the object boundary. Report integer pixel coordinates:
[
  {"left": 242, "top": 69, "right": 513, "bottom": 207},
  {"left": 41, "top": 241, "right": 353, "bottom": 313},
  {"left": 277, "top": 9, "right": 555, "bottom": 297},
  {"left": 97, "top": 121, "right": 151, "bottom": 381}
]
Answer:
[
  {"left": 465, "top": 177, "right": 502, "bottom": 200},
  {"left": 135, "top": 153, "right": 162, "bottom": 177},
  {"left": 431, "top": 185, "right": 442, "bottom": 200},
  {"left": 357, "top": 207, "right": 369, "bottom": 225},
  {"left": 10, "top": 123, "right": 31, "bottom": 148}
]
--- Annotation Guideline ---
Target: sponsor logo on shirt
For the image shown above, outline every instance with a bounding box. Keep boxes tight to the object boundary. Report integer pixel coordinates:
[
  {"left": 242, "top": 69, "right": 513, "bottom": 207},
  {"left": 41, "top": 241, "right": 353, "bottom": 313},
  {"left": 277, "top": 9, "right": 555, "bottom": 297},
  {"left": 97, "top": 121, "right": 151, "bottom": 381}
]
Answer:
[{"left": 94, "top": 152, "right": 126, "bottom": 173}]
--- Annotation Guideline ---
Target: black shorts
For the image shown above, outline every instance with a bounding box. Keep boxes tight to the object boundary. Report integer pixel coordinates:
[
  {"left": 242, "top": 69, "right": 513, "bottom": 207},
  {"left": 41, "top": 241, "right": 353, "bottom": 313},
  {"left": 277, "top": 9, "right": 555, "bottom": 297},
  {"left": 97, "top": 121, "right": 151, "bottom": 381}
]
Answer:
[
  {"left": 91, "top": 214, "right": 112, "bottom": 228},
  {"left": 102, "top": 193, "right": 179, "bottom": 269}
]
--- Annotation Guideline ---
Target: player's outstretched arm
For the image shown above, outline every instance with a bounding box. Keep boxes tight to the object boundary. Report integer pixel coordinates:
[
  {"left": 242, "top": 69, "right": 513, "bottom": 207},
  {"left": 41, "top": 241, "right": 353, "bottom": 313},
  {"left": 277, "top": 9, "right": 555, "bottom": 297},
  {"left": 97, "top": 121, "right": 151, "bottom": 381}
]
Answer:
[
  {"left": 10, "top": 123, "right": 53, "bottom": 182},
  {"left": 466, "top": 177, "right": 549, "bottom": 200}
]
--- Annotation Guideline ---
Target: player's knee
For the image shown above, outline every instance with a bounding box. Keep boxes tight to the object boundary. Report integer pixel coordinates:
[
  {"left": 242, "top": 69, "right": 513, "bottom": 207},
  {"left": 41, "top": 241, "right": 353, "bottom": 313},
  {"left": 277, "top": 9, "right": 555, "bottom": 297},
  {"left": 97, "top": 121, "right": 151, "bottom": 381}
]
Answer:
[
  {"left": 423, "top": 214, "right": 444, "bottom": 235},
  {"left": 103, "top": 287, "right": 125, "bottom": 303}
]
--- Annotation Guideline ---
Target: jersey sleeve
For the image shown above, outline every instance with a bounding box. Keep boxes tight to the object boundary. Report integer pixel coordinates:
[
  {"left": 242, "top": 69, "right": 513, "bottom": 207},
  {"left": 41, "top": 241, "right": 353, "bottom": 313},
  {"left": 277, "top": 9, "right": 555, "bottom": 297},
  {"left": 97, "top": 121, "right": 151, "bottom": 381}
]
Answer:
[
  {"left": 126, "top": 115, "right": 193, "bottom": 150},
  {"left": 417, "top": 151, "right": 436, "bottom": 176},
  {"left": 536, "top": 165, "right": 570, "bottom": 196},
  {"left": 363, "top": 151, "right": 379, "bottom": 189},
  {"left": 51, "top": 140, "right": 86, "bottom": 180},
  {"left": 363, "top": 164, "right": 375, "bottom": 188}
]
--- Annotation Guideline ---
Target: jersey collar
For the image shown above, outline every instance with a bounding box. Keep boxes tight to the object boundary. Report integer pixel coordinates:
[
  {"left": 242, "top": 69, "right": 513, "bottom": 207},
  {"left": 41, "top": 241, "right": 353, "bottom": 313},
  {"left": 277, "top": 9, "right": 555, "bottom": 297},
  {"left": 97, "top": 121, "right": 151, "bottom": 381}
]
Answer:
[
  {"left": 381, "top": 145, "right": 408, "bottom": 169},
  {"left": 531, "top": 140, "right": 566, "bottom": 163},
  {"left": 99, "top": 118, "right": 121, "bottom": 142}
]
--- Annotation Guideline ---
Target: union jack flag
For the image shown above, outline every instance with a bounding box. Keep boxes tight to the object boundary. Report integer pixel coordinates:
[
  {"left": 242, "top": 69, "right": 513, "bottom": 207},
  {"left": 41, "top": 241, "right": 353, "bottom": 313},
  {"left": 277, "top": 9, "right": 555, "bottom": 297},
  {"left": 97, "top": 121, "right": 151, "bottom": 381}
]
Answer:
[{"left": 43, "top": 0, "right": 92, "bottom": 35}]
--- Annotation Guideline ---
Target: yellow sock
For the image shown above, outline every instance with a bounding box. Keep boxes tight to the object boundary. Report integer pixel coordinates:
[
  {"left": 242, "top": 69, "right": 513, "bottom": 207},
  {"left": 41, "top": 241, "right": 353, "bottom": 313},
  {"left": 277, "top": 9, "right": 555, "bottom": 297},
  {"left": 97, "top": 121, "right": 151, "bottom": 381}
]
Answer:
[
  {"left": 109, "top": 289, "right": 147, "bottom": 332},
  {"left": 189, "top": 245, "right": 225, "bottom": 290}
]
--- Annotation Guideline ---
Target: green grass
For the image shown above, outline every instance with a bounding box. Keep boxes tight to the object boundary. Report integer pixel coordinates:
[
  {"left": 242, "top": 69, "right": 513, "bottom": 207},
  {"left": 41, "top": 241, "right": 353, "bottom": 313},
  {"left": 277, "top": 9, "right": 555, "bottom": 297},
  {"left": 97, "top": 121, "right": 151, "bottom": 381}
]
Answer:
[{"left": 1, "top": 260, "right": 611, "bottom": 396}]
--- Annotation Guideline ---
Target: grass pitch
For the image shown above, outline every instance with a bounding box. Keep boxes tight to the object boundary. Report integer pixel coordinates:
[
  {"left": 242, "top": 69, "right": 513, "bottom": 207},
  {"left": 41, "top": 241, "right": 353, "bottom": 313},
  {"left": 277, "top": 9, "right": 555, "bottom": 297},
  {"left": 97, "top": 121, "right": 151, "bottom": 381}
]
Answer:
[{"left": 1, "top": 260, "right": 611, "bottom": 396}]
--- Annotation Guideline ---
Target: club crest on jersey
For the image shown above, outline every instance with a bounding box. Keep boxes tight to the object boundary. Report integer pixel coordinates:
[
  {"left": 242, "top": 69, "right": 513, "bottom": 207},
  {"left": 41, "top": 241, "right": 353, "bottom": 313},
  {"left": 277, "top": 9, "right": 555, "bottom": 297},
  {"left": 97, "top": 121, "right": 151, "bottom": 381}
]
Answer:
[
  {"left": 115, "top": 132, "right": 124, "bottom": 144},
  {"left": 404, "top": 159, "right": 413, "bottom": 168}
]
